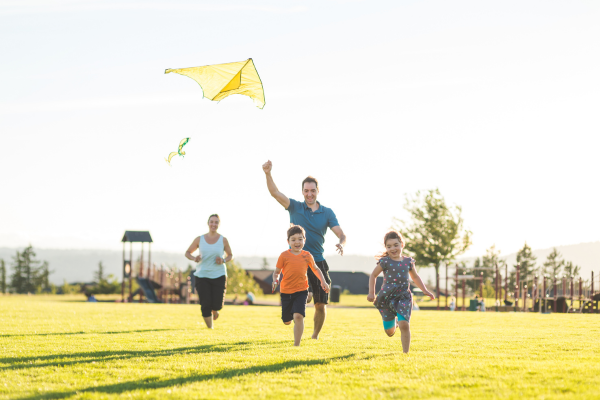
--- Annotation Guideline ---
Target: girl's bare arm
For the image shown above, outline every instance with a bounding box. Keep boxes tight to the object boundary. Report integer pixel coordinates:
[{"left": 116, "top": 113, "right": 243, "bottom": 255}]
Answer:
[
  {"left": 367, "top": 264, "right": 383, "bottom": 302},
  {"left": 409, "top": 268, "right": 435, "bottom": 299}
]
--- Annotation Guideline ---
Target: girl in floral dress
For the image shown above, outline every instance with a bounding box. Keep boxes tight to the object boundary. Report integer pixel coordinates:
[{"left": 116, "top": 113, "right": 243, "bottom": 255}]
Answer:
[{"left": 367, "top": 230, "right": 435, "bottom": 353}]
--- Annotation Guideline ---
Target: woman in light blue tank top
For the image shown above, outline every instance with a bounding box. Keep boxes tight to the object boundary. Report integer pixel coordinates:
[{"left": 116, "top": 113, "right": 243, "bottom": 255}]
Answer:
[{"left": 185, "top": 214, "right": 234, "bottom": 329}]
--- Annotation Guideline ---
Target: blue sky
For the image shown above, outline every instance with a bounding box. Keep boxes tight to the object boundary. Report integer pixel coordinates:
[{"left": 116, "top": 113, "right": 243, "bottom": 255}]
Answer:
[{"left": 1, "top": 0, "right": 599, "bottom": 260}]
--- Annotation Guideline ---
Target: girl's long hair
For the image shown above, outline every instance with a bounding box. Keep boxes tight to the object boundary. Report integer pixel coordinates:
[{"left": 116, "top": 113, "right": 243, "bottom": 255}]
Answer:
[{"left": 375, "top": 230, "right": 406, "bottom": 260}]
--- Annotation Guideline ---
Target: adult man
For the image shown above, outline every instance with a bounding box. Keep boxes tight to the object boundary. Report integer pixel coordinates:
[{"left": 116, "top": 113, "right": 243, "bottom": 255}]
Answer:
[{"left": 262, "top": 160, "right": 346, "bottom": 339}]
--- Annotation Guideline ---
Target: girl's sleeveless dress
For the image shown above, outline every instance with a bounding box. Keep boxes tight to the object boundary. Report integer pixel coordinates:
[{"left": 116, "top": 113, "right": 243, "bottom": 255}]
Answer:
[{"left": 374, "top": 256, "right": 414, "bottom": 323}]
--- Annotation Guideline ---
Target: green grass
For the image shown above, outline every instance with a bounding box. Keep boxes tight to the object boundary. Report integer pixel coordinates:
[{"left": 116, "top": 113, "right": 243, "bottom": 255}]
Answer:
[{"left": 1, "top": 296, "right": 599, "bottom": 399}]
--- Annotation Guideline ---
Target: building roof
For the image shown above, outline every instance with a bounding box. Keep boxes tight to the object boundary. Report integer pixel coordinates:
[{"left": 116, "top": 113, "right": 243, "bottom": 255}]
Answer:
[
  {"left": 122, "top": 231, "right": 153, "bottom": 243},
  {"left": 246, "top": 270, "right": 272, "bottom": 281}
]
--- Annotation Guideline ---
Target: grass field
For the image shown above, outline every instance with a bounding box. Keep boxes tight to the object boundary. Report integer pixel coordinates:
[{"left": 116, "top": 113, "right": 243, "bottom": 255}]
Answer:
[{"left": 1, "top": 296, "right": 599, "bottom": 399}]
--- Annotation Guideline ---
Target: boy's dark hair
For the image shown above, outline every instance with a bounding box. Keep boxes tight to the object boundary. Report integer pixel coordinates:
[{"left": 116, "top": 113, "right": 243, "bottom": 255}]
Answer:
[
  {"left": 207, "top": 214, "right": 220, "bottom": 223},
  {"left": 302, "top": 176, "right": 319, "bottom": 190},
  {"left": 287, "top": 224, "right": 306, "bottom": 240}
]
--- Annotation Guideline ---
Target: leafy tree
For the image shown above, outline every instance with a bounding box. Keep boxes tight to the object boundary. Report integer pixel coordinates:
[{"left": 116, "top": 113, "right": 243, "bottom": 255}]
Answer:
[
  {"left": 542, "top": 248, "right": 564, "bottom": 279},
  {"left": 481, "top": 280, "right": 496, "bottom": 299},
  {"left": 395, "top": 188, "right": 472, "bottom": 282},
  {"left": 563, "top": 261, "right": 580, "bottom": 278},
  {"left": 61, "top": 280, "right": 80, "bottom": 295},
  {"left": 89, "top": 275, "right": 121, "bottom": 295},
  {"left": 0, "top": 259, "right": 6, "bottom": 294},
  {"left": 226, "top": 260, "right": 261, "bottom": 295},
  {"left": 88, "top": 261, "right": 120, "bottom": 295}
]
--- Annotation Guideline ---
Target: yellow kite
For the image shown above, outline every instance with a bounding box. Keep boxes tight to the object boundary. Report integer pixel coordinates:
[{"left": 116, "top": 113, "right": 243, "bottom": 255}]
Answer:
[{"left": 165, "top": 58, "right": 265, "bottom": 109}]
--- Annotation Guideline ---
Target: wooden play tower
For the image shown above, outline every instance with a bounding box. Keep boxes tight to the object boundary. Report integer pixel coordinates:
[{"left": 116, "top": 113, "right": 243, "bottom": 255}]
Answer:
[{"left": 121, "top": 231, "right": 153, "bottom": 303}]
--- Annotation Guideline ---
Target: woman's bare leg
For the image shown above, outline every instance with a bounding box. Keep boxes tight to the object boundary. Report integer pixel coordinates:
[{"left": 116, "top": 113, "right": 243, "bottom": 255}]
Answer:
[
  {"left": 293, "top": 313, "right": 304, "bottom": 346},
  {"left": 212, "top": 310, "right": 219, "bottom": 320},
  {"left": 399, "top": 321, "right": 411, "bottom": 353},
  {"left": 203, "top": 316, "right": 213, "bottom": 329},
  {"left": 385, "top": 327, "right": 396, "bottom": 337}
]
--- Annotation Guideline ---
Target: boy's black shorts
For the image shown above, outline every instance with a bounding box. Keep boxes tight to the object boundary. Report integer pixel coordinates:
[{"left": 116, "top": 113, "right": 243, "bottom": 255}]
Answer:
[
  {"left": 280, "top": 290, "right": 308, "bottom": 323},
  {"left": 307, "top": 260, "right": 331, "bottom": 304}
]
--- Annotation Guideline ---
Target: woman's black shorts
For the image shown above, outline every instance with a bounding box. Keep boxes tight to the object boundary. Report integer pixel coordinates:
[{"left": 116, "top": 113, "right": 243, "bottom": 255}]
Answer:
[{"left": 195, "top": 275, "right": 227, "bottom": 318}]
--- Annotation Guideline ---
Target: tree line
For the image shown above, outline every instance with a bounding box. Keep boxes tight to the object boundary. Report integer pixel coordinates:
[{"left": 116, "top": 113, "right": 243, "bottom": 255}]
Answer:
[
  {"left": 396, "top": 188, "right": 582, "bottom": 297},
  {"left": 0, "top": 246, "right": 121, "bottom": 295},
  {"left": 0, "top": 245, "right": 259, "bottom": 297}
]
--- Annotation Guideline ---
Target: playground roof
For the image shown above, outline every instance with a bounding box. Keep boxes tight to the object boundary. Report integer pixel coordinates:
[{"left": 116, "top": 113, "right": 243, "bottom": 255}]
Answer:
[{"left": 122, "top": 231, "right": 153, "bottom": 243}]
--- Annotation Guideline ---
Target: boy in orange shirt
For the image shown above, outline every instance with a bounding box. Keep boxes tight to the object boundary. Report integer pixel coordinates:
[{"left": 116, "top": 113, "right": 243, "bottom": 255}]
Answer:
[{"left": 273, "top": 225, "right": 330, "bottom": 346}]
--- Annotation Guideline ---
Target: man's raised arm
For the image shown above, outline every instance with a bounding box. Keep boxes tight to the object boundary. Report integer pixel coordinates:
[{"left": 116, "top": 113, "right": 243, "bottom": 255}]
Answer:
[{"left": 262, "top": 160, "right": 291, "bottom": 209}]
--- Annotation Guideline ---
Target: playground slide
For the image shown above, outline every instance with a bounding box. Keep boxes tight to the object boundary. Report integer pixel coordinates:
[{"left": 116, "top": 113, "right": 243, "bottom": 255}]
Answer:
[{"left": 136, "top": 277, "right": 161, "bottom": 303}]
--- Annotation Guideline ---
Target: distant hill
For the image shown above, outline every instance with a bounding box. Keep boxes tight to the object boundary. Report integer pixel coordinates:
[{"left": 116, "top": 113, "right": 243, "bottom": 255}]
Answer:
[{"left": 0, "top": 241, "right": 598, "bottom": 284}]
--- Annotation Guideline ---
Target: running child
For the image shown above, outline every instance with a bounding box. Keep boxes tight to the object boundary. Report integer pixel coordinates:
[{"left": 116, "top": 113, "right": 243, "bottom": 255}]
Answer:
[
  {"left": 272, "top": 225, "right": 330, "bottom": 346},
  {"left": 367, "top": 230, "right": 435, "bottom": 353}
]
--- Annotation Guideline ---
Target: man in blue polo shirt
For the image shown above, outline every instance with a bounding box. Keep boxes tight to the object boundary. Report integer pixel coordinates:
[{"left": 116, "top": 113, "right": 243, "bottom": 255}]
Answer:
[{"left": 262, "top": 160, "right": 346, "bottom": 340}]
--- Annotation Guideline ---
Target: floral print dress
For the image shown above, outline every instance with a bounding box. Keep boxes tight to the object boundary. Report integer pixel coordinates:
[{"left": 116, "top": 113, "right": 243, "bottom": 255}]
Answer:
[{"left": 374, "top": 256, "right": 414, "bottom": 323}]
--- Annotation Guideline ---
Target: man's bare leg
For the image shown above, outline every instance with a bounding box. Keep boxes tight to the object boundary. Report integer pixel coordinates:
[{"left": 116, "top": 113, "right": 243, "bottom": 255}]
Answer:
[
  {"left": 399, "top": 321, "right": 411, "bottom": 353},
  {"left": 293, "top": 313, "right": 304, "bottom": 346},
  {"left": 203, "top": 316, "right": 213, "bottom": 329},
  {"left": 312, "top": 303, "right": 326, "bottom": 339},
  {"left": 212, "top": 310, "right": 219, "bottom": 320}
]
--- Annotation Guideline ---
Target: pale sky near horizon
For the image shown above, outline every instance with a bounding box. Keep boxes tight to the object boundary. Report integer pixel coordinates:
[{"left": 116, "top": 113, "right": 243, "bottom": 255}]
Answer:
[{"left": 1, "top": 0, "right": 599, "bottom": 261}]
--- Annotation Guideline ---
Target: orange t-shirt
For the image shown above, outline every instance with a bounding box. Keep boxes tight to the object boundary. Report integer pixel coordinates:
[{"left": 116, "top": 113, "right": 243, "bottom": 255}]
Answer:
[{"left": 275, "top": 250, "right": 319, "bottom": 294}]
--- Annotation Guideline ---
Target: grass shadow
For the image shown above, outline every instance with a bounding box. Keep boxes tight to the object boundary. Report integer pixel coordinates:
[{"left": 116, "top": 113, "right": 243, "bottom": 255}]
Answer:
[
  {"left": 0, "top": 328, "right": 182, "bottom": 338},
  {"left": 16, "top": 353, "right": 357, "bottom": 400},
  {"left": 0, "top": 341, "right": 256, "bottom": 371}
]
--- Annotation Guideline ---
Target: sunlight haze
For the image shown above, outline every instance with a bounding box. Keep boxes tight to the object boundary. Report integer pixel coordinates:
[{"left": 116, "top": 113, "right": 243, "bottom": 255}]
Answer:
[{"left": 1, "top": 0, "right": 599, "bottom": 261}]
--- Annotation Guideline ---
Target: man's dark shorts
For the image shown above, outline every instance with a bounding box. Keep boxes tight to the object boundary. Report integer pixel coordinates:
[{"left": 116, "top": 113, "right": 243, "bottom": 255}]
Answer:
[
  {"left": 281, "top": 290, "right": 308, "bottom": 323},
  {"left": 307, "top": 260, "right": 331, "bottom": 305}
]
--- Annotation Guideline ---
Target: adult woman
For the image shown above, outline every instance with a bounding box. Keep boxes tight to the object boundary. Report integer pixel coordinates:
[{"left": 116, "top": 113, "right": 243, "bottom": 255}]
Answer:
[{"left": 185, "top": 214, "right": 233, "bottom": 329}]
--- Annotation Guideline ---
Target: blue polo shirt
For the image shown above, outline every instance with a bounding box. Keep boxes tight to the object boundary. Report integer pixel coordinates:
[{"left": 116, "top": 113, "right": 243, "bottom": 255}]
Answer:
[{"left": 287, "top": 198, "right": 339, "bottom": 262}]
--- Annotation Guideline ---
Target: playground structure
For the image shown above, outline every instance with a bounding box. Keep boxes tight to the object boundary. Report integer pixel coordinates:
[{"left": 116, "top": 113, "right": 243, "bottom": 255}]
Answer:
[
  {"left": 121, "top": 231, "right": 193, "bottom": 304},
  {"left": 434, "top": 263, "right": 600, "bottom": 313}
]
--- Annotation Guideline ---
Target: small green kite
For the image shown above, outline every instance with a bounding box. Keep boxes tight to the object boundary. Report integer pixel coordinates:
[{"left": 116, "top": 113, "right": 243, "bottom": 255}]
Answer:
[{"left": 165, "top": 138, "right": 190, "bottom": 165}]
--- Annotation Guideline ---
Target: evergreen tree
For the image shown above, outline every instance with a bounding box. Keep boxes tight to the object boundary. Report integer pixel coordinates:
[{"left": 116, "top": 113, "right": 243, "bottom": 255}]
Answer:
[
  {"left": 0, "top": 259, "right": 6, "bottom": 294},
  {"left": 261, "top": 257, "right": 269, "bottom": 270},
  {"left": 36, "top": 261, "right": 51, "bottom": 292},
  {"left": 395, "top": 188, "right": 472, "bottom": 280},
  {"left": 10, "top": 250, "right": 26, "bottom": 294},
  {"left": 466, "top": 258, "right": 482, "bottom": 292},
  {"left": 9, "top": 246, "right": 51, "bottom": 294},
  {"left": 94, "top": 261, "right": 105, "bottom": 283},
  {"left": 542, "top": 248, "right": 564, "bottom": 279},
  {"left": 481, "top": 245, "right": 504, "bottom": 279},
  {"left": 563, "top": 261, "right": 581, "bottom": 278},
  {"left": 510, "top": 242, "right": 537, "bottom": 289}
]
